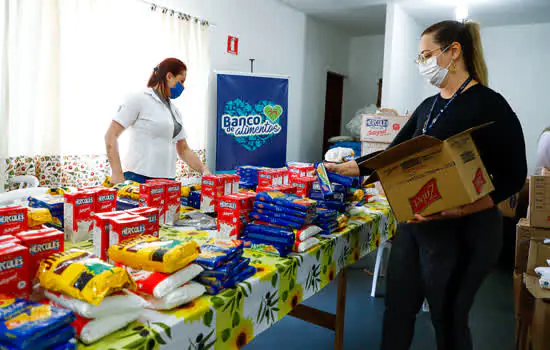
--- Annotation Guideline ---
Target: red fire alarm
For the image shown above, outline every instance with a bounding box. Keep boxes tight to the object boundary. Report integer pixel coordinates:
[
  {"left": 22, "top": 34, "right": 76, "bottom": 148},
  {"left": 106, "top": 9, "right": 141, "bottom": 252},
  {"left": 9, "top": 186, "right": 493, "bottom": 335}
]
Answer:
[{"left": 227, "top": 36, "right": 239, "bottom": 55}]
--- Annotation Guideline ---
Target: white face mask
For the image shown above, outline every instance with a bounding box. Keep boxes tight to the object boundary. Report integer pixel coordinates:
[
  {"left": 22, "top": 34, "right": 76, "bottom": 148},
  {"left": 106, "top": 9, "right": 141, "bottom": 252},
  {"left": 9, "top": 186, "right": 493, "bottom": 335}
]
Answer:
[{"left": 418, "top": 49, "right": 451, "bottom": 87}]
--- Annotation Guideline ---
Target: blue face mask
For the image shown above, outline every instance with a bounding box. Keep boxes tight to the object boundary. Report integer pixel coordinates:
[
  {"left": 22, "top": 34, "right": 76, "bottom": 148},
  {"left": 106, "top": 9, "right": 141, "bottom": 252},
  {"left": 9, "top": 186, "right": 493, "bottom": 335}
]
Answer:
[{"left": 169, "top": 82, "right": 184, "bottom": 99}]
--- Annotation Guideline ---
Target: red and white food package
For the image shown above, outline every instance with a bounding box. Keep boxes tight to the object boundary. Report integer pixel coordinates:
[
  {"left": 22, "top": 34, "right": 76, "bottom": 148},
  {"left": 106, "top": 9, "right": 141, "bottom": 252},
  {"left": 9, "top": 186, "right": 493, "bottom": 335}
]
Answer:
[
  {"left": 64, "top": 191, "right": 95, "bottom": 243},
  {"left": 217, "top": 215, "right": 247, "bottom": 239},
  {"left": 45, "top": 289, "right": 145, "bottom": 319},
  {"left": 201, "top": 175, "right": 225, "bottom": 213},
  {"left": 16, "top": 228, "right": 64, "bottom": 279},
  {"left": 0, "top": 235, "right": 21, "bottom": 245},
  {"left": 124, "top": 263, "right": 203, "bottom": 299},
  {"left": 0, "top": 206, "right": 28, "bottom": 236},
  {"left": 73, "top": 312, "right": 140, "bottom": 344},
  {"left": 128, "top": 207, "right": 160, "bottom": 237},
  {"left": 291, "top": 177, "right": 316, "bottom": 198},
  {"left": 138, "top": 281, "right": 206, "bottom": 310},
  {"left": 288, "top": 163, "right": 315, "bottom": 180},
  {"left": 294, "top": 237, "right": 320, "bottom": 253},
  {"left": 91, "top": 211, "right": 128, "bottom": 261},
  {"left": 139, "top": 183, "right": 166, "bottom": 225},
  {"left": 295, "top": 225, "right": 322, "bottom": 241},
  {"left": 94, "top": 188, "right": 117, "bottom": 213},
  {"left": 0, "top": 242, "right": 30, "bottom": 298},
  {"left": 108, "top": 215, "right": 148, "bottom": 247}
]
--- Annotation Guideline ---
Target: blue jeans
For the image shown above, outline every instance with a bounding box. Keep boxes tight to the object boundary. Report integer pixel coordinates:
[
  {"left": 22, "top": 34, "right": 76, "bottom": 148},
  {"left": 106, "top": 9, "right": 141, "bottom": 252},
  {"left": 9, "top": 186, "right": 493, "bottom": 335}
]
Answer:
[{"left": 123, "top": 171, "right": 174, "bottom": 184}]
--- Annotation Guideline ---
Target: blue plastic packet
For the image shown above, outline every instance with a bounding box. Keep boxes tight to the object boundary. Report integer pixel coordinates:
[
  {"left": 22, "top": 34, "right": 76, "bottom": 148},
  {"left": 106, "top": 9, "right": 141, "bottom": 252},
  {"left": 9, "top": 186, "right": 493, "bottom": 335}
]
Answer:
[
  {"left": 243, "top": 231, "right": 295, "bottom": 246},
  {"left": 50, "top": 340, "right": 77, "bottom": 350},
  {"left": 229, "top": 265, "right": 256, "bottom": 286},
  {"left": 251, "top": 208, "right": 311, "bottom": 225},
  {"left": 327, "top": 171, "right": 360, "bottom": 187},
  {"left": 256, "top": 192, "right": 317, "bottom": 213},
  {"left": 317, "top": 200, "right": 348, "bottom": 212},
  {"left": 242, "top": 238, "right": 293, "bottom": 257},
  {"left": 199, "top": 258, "right": 250, "bottom": 279},
  {"left": 316, "top": 221, "right": 338, "bottom": 231},
  {"left": 253, "top": 201, "right": 311, "bottom": 218},
  {"left": 249, "top": 212, "right": 303, "bottom": 230},
  {"left": 195, "top": 239, "right": 244, "bottom": 270},
  {"left": 116, "top": 197, "right": 139, "bottom": 211},
  {"left": 316, "top": 208, "right": 338, "bottom": 219},
  {"left": 0, "top": 298, "right": 75, "bottom": 350},
  {"left": 315, "top": 163, "right": 334, "bottom": 196},
  {"left": 244, "top": 224, "right": 296, "bottom": 244}
]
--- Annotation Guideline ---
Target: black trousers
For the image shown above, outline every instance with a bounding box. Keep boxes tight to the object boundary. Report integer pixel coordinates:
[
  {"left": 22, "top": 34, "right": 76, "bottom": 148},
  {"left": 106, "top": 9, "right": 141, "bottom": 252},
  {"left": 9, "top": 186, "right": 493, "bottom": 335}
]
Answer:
[{"left": 381, "top": 207, "right": 503, "bottom": 350}]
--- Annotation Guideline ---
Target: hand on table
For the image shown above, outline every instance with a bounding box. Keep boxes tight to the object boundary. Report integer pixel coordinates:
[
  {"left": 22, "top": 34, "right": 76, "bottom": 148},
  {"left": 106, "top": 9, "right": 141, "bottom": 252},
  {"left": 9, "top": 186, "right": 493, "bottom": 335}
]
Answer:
[
  {"left": 324, "top": 161, "right": 360, "bottom": 177},
  {"left": 407, "top": 196, "right": 495, "bottom": 224}
]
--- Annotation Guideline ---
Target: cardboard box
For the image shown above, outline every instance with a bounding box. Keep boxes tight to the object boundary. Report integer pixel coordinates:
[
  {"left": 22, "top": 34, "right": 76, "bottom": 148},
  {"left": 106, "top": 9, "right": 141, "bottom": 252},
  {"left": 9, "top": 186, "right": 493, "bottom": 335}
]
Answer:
[
  {"left": 361, "top": 141, "right": 388, "bottom": 157},
  {"left": 523, "top": 274, "right": 550, "bottom": 350},
  {"left": 0, "top": 206, "right": 28, "bottom": 236},
  {"left": 516, "top": 219, "right": 550, "bottom": 273},
  {"left": 16, "top": 228, "right": 64, "bottom": 279},
  {"left": 0, "top": 243, "right": 30, "bottom": 298},
  {"left": 139, "top": 183, "right": 166, "bottom": 224},
  {"left": 360, "top": 114, "right": 409, "bottom": 143},
  {"left": 360, "top": 125, "right": 494, "bottom": 222},
  {"left": 530, "top": 176, "right": 550, "bottom": 228},
  {"left": 528, "top": 240, "right": 550, "bottom": 276},
  {"left": 514, "top": 271, "right": 523, "bottom": 316}
]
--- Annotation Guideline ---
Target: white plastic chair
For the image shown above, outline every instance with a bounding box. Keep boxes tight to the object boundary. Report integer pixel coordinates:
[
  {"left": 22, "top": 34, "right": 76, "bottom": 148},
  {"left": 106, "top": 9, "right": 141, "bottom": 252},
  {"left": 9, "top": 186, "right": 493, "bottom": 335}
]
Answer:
[
  {"left": 8, "top": 175, "right": 39, "bottom": 190},
  {"left": 371, "top": 240, "right": 392, "bottom": 297}
]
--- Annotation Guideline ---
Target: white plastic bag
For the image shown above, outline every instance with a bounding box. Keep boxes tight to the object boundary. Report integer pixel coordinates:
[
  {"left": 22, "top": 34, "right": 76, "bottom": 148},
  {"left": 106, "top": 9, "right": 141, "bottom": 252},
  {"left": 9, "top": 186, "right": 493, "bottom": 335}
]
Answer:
[
  {"left": 75, "top": 312, "right": 140, "bottom": 344},
  {"left": 45, "top": 290, "right": 145, "bottom": 319},
  {"left": 346, "top": 104, "right": 377, "bottom": 136},
  {"left": 295, "top": 237, "right": 320, "bottom": 253},
  {"left": 125, "top": 263, "right": 203, "bottom": 299},
  {"left": 295, "top": 225, "right": 322, "bottom": 241},
  {"left": 141, "top": 282, "right": 206, "bottom": 310},
  {"left": 535, "top": 266, "right": 550, "bottom": 279},
  {"left": 324, "top": 147, "right": 355, "bottom": 163}
]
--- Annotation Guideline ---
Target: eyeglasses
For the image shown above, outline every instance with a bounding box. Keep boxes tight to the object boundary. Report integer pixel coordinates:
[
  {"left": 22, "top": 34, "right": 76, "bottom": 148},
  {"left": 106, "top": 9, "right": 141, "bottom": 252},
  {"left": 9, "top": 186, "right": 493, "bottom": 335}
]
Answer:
[{"left": 415, "top": 46, "right": 449, "bottom": 64}]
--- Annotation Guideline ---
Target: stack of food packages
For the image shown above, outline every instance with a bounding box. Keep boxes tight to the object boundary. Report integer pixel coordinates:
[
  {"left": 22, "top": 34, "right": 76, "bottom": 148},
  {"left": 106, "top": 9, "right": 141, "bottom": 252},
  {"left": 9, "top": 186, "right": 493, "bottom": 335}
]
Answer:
[
  {"left": 108, "top": 235, "right": 206, "bottom": 311},
  {"left": 0, "top": 294, "right": 76, "bottom": 350},
  {"left": 180, "top": 180, "right": 202, "bottom": 210},
  {"left": 200, "top": 174, "right": 240, "bottom": 214},
  {"left": 286, "top": 162, "right": 316, "bottom": 181},
  {"left": 290, "top": 176, "right": 317, "bottom": 198},
  {"left": 314, "top": 208, "right": 339, "bottom": 234},
  {"left": 243, "top": 192, "right": 322, "bottom": 256},
  {"left": 236, "top": 166, "right": 268, "bottom": 189},
  {"left": 216, "top": 192, "right": 256, "bottom": 239},
  {"left": 38, "top": 249, "right": 141, "bottom": 345},
  {"left": 256, "top": 168, "right": 295, "bottom": 194},
  {"left": 193, "top": 239, "right": 256, "bottom": 295}
]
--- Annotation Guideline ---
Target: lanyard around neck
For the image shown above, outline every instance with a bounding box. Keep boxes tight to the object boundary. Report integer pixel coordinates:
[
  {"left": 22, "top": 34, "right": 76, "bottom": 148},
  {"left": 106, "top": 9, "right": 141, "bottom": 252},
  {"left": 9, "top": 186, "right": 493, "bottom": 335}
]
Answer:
[{"left": 422, "top": 76, "right": 473, "bottom": 134}]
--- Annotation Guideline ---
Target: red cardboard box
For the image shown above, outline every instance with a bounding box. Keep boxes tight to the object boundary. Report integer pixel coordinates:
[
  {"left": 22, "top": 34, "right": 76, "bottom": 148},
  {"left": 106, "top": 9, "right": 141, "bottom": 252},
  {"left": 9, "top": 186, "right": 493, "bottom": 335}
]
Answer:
[
  {"left": 64, "top": 191, "right": 95, "bottom": 243},
  {"left": 94, "top": 188, "right": 117, "bottom": 213},
  {"left": 0, "top": 235, "right": 21, "bottom": 245},
  {"left": 129, "top": 207, "right": 160, "bottom": 237},
  {"left": 139, "top": 183, "right": 166, "bottom": 224},
  {"left": 218, "top": 195, "right": 252, "bottom": 215},
  {"left": 91, "top": 211, "right": 128, "bottom": 261},
  {"left": 288, "top": 164, "right": 315, "bottom": 180},
  {"left": 217, "top": 216, "right": 247, "bottom": 239},
  {"left": 16, "top": 228, "right": 64, "bottom": 279},
  {"left": 147, "top": 179, "right": 181, "bottom": 225},
  {"left": 258, "top": 170, "right": 276, "bottom": 187},
  {"left": 0, "top": 206, "right": 28, "bottom": 236},
  {"left": 201, "top": 175, "right": 226, "bottom": 213},
  {"left": 292, "top": 177, "right": 316, "bottom": 197},
  {"left": 108, "top": 214, "right": 148, "bottom": 248},
  {"left": 0, "top": 243, "right": 30, "bottom": 298}
]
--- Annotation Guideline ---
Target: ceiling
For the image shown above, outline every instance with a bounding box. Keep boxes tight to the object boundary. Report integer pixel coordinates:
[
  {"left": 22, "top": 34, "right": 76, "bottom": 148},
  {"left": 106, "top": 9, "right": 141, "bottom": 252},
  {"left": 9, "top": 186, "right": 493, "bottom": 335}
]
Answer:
[{"left": 279, "top": 0, "right": 550, "bottom": 36}]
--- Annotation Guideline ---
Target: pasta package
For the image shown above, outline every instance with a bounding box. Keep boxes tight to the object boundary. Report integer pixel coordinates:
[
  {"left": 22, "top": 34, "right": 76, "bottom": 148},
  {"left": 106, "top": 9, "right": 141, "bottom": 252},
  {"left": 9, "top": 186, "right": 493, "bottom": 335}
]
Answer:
[
  {"left": 256, "top": 192, "right": 317, "bottom": 212},
  {"left": 27, "top": 208, "right": 53, "bottom": 228},
  {"left": 194, "top": 239, "right": 244, "bottom": 270},
  {"left": 108, "top": 236, "right": 200, "bottom": 273},
  {"left": 38, "top": 249, "right": 136, "bottom": 305},
  {"left": 0, "top": 296, "right": 75, "bottom": 350}
]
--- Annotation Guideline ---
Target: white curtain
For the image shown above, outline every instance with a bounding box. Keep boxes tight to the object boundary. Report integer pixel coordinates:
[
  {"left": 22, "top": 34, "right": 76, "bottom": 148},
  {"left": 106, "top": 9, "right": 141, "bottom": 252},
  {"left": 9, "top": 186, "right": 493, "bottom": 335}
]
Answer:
[{"left": 0, "top": 0, "right": 210, "bottom": 158}]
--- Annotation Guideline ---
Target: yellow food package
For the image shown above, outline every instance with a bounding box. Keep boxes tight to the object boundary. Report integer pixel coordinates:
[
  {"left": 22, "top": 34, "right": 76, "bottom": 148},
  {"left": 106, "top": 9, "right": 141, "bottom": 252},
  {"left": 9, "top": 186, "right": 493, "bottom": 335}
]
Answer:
[
  {"left": 27, "top": 208, "right": 53, "bottom": 228},
  {"left": 108, "top": 235, "right": 200, "bottom": 273},
  {"left": 102, "top": 176, "right": 112, "bottom": 188},
  {"left": 114, "top": 181, "right": 140, "bottom": 200},
  {"left": 38, "top": 249, "right": 136, "bottom": 306},
  {"left": 181, "top": 186, "right": 191, "bottom": 197}
]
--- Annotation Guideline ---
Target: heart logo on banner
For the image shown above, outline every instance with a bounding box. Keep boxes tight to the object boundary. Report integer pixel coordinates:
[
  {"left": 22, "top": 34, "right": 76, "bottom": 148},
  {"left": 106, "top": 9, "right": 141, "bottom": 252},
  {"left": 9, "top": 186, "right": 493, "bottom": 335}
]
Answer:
[
  {"left": 223, "top": 99, "right": 283, "bottom": 151},
  {"left": 263, "top": 105, "right": 283, "bottom": 123}
]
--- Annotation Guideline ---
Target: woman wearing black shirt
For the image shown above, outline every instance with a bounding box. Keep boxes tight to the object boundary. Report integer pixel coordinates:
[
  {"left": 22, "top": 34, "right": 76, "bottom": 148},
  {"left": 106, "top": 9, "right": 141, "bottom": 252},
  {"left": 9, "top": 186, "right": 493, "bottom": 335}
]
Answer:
[{"left": 327, "top": 21, "right": 527, "bottom": 349}]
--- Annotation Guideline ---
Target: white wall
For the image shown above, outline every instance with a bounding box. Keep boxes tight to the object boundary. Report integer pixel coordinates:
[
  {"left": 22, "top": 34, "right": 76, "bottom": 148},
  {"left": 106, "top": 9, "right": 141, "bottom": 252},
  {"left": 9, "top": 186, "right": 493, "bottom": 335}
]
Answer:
[
  {"left": 381, "top": 3, "right": 430, "bottom": 115},
  {"left": 164, "top": 0, "right": 308, "bottom": 169},
  {"left": 300, "top": 17, "right": 351, "bottom": 161},
  {"left": 342, "top": 34, "right": 385, "bottom": 135},
  {"left": 481, "top": 22, "right": 550, "bottom": 174}
]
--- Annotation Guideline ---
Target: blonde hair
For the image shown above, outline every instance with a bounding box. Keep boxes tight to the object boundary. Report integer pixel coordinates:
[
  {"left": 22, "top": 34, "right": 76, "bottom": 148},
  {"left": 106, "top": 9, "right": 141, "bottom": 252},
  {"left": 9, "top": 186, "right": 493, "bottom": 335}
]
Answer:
[{"left": 422, "top": 20, "right": 489, "bottom": 86}]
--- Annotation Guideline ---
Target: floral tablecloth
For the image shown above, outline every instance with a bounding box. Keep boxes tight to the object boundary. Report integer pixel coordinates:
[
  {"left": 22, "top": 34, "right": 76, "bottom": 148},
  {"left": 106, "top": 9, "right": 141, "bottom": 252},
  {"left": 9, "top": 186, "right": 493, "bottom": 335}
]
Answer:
[{"left": 69, "top": 201, "right": 395, "bottom": 350}]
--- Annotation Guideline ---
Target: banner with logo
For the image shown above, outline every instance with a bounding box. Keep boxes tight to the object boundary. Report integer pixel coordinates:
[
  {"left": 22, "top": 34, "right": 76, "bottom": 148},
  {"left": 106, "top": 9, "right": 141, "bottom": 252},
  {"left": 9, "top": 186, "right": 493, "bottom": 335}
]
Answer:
[{"left": 216, "top": 73, "right": 288, "bottom": 171}]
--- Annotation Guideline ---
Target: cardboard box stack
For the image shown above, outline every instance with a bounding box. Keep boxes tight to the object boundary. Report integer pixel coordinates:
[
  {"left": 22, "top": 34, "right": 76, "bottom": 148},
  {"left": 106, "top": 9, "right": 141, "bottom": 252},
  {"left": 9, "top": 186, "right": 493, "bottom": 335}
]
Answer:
[
  {"left": 514, "top": 175, "right": 550, "bottom": 349},
  {"left": 201, "top": 174, "right": 240, "bottom": 213}
]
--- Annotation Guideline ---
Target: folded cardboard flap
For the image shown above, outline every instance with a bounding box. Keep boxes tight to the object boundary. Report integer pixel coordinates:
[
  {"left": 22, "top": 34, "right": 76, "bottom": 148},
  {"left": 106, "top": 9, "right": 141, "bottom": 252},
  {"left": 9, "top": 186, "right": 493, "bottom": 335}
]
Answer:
[{"left": 528, "top": 240, "right": 550, "bottom": 276}]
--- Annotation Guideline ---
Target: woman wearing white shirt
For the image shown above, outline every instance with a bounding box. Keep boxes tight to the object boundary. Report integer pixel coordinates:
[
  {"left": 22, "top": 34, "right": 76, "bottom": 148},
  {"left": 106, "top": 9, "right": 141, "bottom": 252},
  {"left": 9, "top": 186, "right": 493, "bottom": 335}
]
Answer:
[{"left": 105, "top": 58, "right": 209, "bottom": 184}]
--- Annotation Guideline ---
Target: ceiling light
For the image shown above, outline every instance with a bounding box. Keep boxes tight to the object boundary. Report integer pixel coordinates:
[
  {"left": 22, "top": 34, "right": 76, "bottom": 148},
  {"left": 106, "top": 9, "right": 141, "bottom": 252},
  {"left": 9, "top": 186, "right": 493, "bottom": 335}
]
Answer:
[{"left": 455, "top": 5, "right": 469, "bottom": 22}]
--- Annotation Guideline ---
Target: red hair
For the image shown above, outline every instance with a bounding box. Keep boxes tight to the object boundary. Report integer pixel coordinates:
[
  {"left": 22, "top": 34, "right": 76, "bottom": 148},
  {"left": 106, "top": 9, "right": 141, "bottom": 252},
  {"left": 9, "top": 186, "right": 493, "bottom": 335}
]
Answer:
[{"left": 147, "top": 58, "right": 187, "bottom": 97}]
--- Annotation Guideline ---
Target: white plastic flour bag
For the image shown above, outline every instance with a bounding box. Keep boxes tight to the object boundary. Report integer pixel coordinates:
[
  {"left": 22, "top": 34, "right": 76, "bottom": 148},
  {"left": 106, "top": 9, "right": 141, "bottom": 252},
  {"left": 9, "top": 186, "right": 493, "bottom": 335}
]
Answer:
[
  {"left": 295, "top": 225, "right": 322, "bottom": 241},
  {"left": 74, "top": 312, "right": 140, "bottom": 344},
  {"left": 45, "top": 290, "right": 144, "bottom": 319},
  {"left": 141, "top": 282, "right": 206, "bottom": 310},
  {"left": 295, "top": 237, "right": 320, "bottom": 253},
  {"left": 124, "top": 263, "right": 204, "bottom": 299}
]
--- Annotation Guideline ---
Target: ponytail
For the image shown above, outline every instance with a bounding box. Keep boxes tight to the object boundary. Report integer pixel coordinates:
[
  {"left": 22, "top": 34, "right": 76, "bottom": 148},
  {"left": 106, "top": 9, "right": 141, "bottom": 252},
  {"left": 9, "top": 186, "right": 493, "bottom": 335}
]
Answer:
[
  {"left": 464, "top": 22, "right": 488, "bottom": 86},
  {"left": 147, "top": 58, "right": 187, "bottom": 97},
  {"left": 422, "top": 20, "right": 489, "bottom": 86}
]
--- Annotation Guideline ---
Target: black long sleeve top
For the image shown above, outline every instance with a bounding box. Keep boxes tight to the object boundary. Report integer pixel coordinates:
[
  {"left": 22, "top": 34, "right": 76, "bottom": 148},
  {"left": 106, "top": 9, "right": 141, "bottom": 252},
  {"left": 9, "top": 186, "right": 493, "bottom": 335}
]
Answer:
[{"left": 356, "top": 84, "right": 527, "bottom": 204}]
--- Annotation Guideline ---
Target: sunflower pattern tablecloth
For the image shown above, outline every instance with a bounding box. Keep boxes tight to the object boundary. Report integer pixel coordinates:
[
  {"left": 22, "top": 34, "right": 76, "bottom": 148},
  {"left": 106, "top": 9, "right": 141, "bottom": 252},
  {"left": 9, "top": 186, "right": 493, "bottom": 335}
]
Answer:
[{"left": 71, "top": 201, "right": 395, "bottom": 350}]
